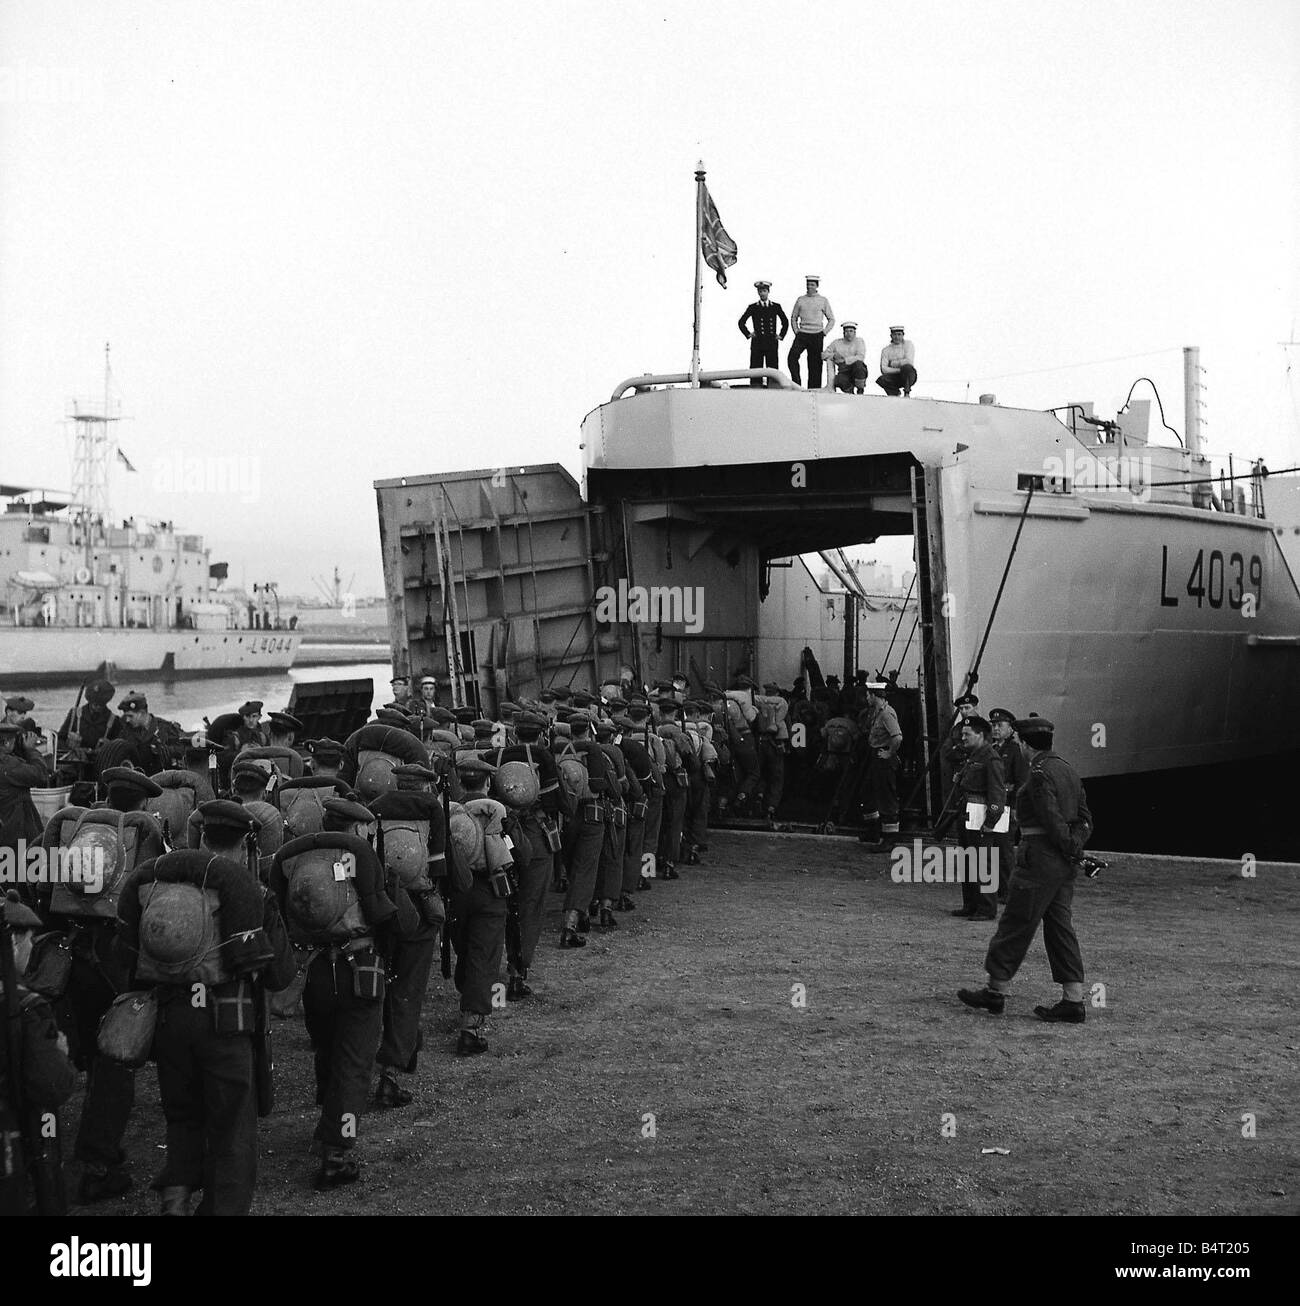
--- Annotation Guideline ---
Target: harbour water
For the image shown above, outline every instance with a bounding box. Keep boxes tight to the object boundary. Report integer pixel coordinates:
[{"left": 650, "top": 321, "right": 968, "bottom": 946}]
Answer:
[{"left": 24, "top": 660, "right": 392, "bottom": 741}]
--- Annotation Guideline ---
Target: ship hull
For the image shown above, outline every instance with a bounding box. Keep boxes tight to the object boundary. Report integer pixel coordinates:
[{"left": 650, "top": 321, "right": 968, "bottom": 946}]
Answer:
[{"left": 0, "top": 628, "right": 300, "bottom": 686}]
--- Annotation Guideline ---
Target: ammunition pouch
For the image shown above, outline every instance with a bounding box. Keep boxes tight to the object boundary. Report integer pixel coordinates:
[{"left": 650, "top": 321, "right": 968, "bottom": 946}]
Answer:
[
  {"left": 486, "top": 868, "right": 514, "bottom": 901},
  {"left": 630, "top": 799, "right": 649, "bottom": 822},
  {"left": 25, "top": 932, "right": 74, "bottom": 1000}
]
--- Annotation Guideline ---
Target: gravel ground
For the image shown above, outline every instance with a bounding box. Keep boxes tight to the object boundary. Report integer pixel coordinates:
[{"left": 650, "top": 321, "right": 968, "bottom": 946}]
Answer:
[{"left": 67, "top": 832, "right": 1298, "bottom": 1216}]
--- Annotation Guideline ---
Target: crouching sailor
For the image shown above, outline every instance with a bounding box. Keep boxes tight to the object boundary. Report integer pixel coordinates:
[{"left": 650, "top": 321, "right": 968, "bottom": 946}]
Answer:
[{"left": 115, "top": 800, "right": 294, "bottom": 1215}]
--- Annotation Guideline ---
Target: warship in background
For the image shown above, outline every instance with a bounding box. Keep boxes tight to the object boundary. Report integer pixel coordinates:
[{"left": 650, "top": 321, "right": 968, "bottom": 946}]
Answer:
[{"left": 0, "top": 348, "right": 299, "bottom": 686}]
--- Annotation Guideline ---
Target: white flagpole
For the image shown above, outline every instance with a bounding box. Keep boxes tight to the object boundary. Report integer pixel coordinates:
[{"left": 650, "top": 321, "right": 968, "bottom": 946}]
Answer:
[{"left": 691, "top": 161, "right": 705, "bottom": 388}]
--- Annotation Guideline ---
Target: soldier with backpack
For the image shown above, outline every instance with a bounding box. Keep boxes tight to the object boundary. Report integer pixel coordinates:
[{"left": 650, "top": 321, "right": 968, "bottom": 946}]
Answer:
[
  {"left": 556, "top": 713, "right": 613, "bottom": 945},
  {"left": 488, "top": 713, "right": 573, "bottom": 997},
  {"left": 753, "top": 683, "right": 790, "bottom": 826},
  {"left": 370, "top": 765, "right": 448, "bottom": 1105},
  {"left": 271, "top": 796, "right": 397, "bottom": 1189},
  {"left": 591, "top": 719, "right": 637, "bottom": 928},
  {"left": 655, "top": 698, "right": 693, "bottom": 878},
  {"left": 720, "top": 683, "right": 760, "bottom": 818},
  {"left": 41, "top": 765, "right": 166, "bottom": 1203},
  {"left": 625, "top": 701, "right": 666, "bottom": 887},
  {"left": 612, "top": 715, "right": 657, "bottom": 910},
  {"left": 448, "top": 757, "right": 515, "bottom": 1053},
  {"left": 117, "top": 801, "right": 294, "bottom": 1215}
]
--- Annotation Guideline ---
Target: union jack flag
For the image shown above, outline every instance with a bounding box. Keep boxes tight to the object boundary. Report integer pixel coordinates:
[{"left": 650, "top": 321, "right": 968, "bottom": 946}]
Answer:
[{"left": 699, "top": 183, "right": 737, "bottom": 288}]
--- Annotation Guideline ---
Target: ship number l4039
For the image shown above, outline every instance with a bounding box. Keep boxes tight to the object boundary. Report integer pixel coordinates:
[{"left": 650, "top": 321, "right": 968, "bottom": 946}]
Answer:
[{"left": 1160, "top": 546, "right": 1261, "bottom": 611}]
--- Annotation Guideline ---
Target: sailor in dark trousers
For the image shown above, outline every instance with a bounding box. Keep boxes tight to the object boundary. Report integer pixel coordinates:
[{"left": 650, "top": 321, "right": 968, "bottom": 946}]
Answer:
[
  {"left": 737, "top": 280, "right": 789, "bottom": 386},
  {"left": 949, "top": 716, "right": 1005, "bottom": 920},
  {"left": 369, "top": 766, "right": 447, "bottom": 1106},
  {"left": 272, "top": 797, "right": 396, "bottom": 1188},
  {"left": 1, "top": 891, "right": 78, "bottom": 1217},
  {"left": 450, "top": 757, "right": 507, "bottom": 1053},
  {"left": 119, "top": 801, "right": 295, "bottom": 1215},
  {"left": 959, "top": 716, "right": 1093, "bottom": 1023},
  {"left": 489, "top": 714, "right": 573, "bottom": 995},
  {"left": 988, "top": 708, "right": 1029, "bottom": 903}
]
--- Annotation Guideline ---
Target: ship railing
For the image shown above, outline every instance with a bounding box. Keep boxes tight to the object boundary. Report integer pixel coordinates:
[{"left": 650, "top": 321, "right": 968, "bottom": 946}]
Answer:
[{"left": 609, "top": 369, "right": 794, "bottom": 400}]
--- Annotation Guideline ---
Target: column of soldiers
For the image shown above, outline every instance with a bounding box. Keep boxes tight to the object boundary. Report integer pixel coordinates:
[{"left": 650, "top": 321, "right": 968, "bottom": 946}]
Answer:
[{"left": 0, "top": 669, "right": 1093, "bottom": 1215}]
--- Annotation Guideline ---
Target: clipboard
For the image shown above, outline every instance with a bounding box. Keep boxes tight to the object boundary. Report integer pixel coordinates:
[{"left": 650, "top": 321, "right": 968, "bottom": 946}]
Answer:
[{"left": 965, "top": 801, "right": 1009, "bottom": 833}]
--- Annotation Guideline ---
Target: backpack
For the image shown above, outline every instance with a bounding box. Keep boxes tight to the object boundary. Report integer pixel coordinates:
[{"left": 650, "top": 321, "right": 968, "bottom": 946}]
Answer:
[
  {"left": 824, "top": 718, "right": 855, "bottom": 755},
  {"left": 135, "top": 881, "right": 230, "bottom": 986},
  {"left": 490, "top": 745, "right": 542, "bottom": 811},
  {"left": 146, "top": 770, "right": 199, "bottom": 846},
  {"left": 275, "top": 833, "right": 371, "bottom": 946},
  {"left": 277, "top": 777, "right": 340, "bottom": 840},
  {"left": 754, "top": 698, "right": 779, "bottom": 736},
  {"left": 448, "top": 802, "right": 486, "bottom": 877},
  {"left": 345, "top": 724, "right": 429, "bottom": 803},
  {"left": 372, "top": 791, "right": 439, "bottom": 894},
  {"left": 555, "top": 743, "right": 594, "bottom": 803},
  {"left": 462, "top": 797, "right": 516, "bottom": 874},
  {"left": 48, "top": 808, "right": 165, "bottom": 919},
  {"left": 234, "top": 744, "right": 303, "bottom": 780}
]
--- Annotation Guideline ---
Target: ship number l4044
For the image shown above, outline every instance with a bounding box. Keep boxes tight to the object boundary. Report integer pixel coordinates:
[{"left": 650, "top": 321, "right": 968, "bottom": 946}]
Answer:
[{"left": 1160, "top": 546, "right": 1261, "bottom": 611}]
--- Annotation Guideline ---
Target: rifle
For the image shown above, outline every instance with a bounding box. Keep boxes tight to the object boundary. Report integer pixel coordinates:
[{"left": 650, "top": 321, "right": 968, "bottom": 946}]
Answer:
[
  {"left": 439, "top": 768, "right": 453, "bottom": 980},
  {"left": 1, "top": 920, "right": 66, "bottom": 1216}
]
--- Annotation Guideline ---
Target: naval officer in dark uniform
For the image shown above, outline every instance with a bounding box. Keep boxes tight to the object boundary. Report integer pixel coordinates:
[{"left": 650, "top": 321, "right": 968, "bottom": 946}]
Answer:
[
  {"left": 958, "top": 715, "right": 1093, "bottom": 1023},
  {"left": 737, "top": 280, "right": 789, "bottom": 386}
]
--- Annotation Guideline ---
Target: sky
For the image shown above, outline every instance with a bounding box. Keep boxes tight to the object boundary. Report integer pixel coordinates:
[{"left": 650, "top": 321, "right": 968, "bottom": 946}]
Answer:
[{"left": 2, "top": 0, "right": 1297, "bottom": 598}]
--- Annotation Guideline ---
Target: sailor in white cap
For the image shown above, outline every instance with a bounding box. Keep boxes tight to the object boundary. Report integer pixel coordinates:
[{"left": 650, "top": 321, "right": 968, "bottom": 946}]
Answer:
[
  {"left": 876, "top": 324, "right": 917, "bottom": 396},
  {"left": 787, "top": 276, "right": 835, "bottom": 389},
  {"left": 737, "top": 280, "right": 790, "bottom": 387},
  {"left": 824, "top": 320, "right": 869, "bottom": 394}
]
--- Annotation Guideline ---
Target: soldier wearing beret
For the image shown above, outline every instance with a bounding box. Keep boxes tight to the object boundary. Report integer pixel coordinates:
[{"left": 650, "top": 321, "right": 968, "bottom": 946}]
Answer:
[
  {"left": 940, "top": 692, "right": 980, "bottom": 800},
  {"left": 271, "top": 797, "right": 396, "bottom": 1188},
  {"left": 265, "top": 712, "right": 305, "bottom": 779},
  {"left": 2, "top": 891, "right": 77, "bottom": 1216},
  {"left": 591, "top": 719, "right": 639, "bottom": 928},
  {"left": 448, "top": 756, "right": 508, "bottom": 1053},
  {"left": 57, "top": 678, "right": 122, "bottom": 766},
  {"left": 307, "top": 738, "right": 343, "bottom": 778},
  {"left": 232, "top": 702, "right": 268, "bottom": 752},
  {"left": 117, "top": 692, "right": 182, "bottom": 777},
  {"left": 120, "top": 802, "right": 294, "bottom": 1215},
  {"left": 611, "top": 715, "right": 659, "bottom": 909},
  {"left": 3, "top": 695, "right": 36, "bottom": 726},
  {"left": 988, "top": 709, "right": 1029, "bottom": 903},
  {"left": 960, "top": 716, "right": 1093, "bottom": 1023},
  {"left": 485, "top": 713, "right": 573, "bottom": 999},
  {"left": 0, "top": 722, "right": 46, "bottom": 877},
  {"left": 559, "top": 713, "right": 614, "bottom": 943},
  {"left": 367, "top": 766, "right": 447, "bottom": 1105}
]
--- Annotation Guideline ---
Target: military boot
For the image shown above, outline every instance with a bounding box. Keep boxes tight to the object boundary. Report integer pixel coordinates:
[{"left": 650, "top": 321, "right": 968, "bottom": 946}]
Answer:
[
  {"left": 614, "top": 893, "right": 636, "bottom": 911},
  {"left": 158, "top": 1185, "right": 192, "bottom": 1216},
  {"left": 78, "top": 1163, "right": 133, "bottom": 1204},
  {"left": 598, "top": 906, "right": 620, "bottom": 929},
  {"left": 507, "top": 972, "right": 533, "bottom": 1001},
  {"left": 314, "top": 1147, "right": 360, "bottom": 1190},
  {"left": 373, "top": 1068, "right": 414, "bottom": 1108},
  {"left": 457, "top": 1017, "right": 489, "bottom": 1055}
]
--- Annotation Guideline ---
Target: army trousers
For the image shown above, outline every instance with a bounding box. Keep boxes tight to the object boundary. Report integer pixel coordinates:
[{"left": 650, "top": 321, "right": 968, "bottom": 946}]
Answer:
[
  {"left": 562, "top": 807, "right": 605, "bottom": 913},
  {"left": 756, "top": 738, "right": 785, "bottom": 813},
  {"left": 152, "top": 990, "right": 257, "bottom": 1216},
  {"left": 596, "top": 807, "right": 627, "bottom": 900},
  {"left": 621, "top": 813, "right": 648, "bottom": 895},
  {"left": 452, "top": 876, "right": 507, "bottom": 1015},
  {"left": 515, "top": 815, "right": 556, "bottom": 969},
  {"left": 639, "top": 786, "right": 664, "bottom": 878},
  {"left": 658, "top": 781, "right": 688, "bottom": 867},
  {"left": 377, "top": 927, "right": 438, "bottom": 1073},
  {"left": 65, "top": 940, "right": 135, "bottom": 1171},
  {"left": 684, "top": 772, "right": 710, "bottom": 845},
  {"left": 984, "top": 836, "right": 1084, "bottom": 985},
  {"left": 959, "top": 825, "right": 999, "bottom": 917},
  {"left": 730, "top": 742, "right": 759, "bottom": 805},
  {"left": 302, "top": 953, "right": 384, "bottom": 1151}
]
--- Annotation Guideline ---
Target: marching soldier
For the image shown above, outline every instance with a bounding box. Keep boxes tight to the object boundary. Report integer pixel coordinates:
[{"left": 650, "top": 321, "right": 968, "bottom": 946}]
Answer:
[
  {"left": 271, "top": 796, "right": 396, "bottom": 1189},
  {"left": 1, "top": 890, "right": 77, "bottom": 1216},
  {"left": 752, "top": 683, "right": 789, "bottom": 826},
  {"left": 959, "top": 715, "right": 1093, "bottom": 1023},
  {"left": 612, "top": 714, "right": 657, "bottom": 909},
  {"left": 448, "top": 756, "right": 507, "bottom": 1053},
  {"left": 592, "top": 719, "right": 637, "bottom": 927},
  {"left": 117, "top": 800, "right": 294, "bottom": 1215},
  {"left": 487, "top": 713, "right": 573, "bottom": 996},
  {"left": 370, "top": 764, "right": 447, "bottom": 1103},
  {"left": 654, "top": 697, "right": 692, "bottom": 878},
  {"left": 559, "top": 713, "right": 613, "bottom": 944}
]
